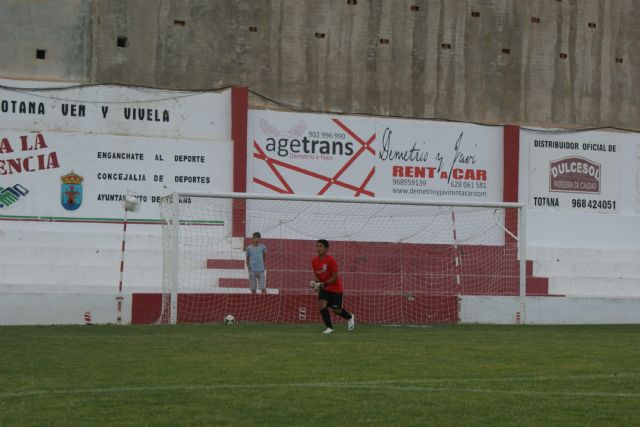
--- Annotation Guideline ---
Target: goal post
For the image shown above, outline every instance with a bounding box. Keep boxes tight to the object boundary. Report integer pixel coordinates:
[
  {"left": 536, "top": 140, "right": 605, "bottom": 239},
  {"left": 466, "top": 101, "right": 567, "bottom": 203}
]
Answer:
[{"left": 159, "top": 191, "right": 526, "bottom": 325}]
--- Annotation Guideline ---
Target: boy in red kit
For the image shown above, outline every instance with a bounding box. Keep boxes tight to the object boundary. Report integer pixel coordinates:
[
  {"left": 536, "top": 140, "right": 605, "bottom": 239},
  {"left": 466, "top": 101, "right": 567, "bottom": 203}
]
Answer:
[{"left": 310, "top": 239, "right": 355, "bottom": 334}]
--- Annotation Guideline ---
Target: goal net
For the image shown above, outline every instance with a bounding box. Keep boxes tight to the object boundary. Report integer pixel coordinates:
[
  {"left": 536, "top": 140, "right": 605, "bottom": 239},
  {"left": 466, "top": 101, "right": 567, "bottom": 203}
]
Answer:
[{"left": 159, "top": 192, "right": 525, "bottom": 325}]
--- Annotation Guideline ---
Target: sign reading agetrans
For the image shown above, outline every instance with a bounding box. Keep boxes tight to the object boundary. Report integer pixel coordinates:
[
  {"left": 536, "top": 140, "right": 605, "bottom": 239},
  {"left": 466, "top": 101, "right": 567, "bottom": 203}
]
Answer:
[
  {"left": 250, "top": 114, "right": 376, "bottom": 196},
  {"left": 247, "top": 110, "right": 503, "bottom": 202},
  {"left": 527, "top": 135, "right": 621, "bottom": 213},
  {"left": 0, "top": 79, "right": 232, "bottom": 222}
]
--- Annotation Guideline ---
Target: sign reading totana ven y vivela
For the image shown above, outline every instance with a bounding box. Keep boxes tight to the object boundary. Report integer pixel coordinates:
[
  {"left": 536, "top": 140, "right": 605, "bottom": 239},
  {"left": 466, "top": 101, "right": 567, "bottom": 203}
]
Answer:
[
  {"left": 247, "top": 110, "right": 503, "bottom": 202},
  {"left": 0, "top": 79, "right": 230, "bottom": 140}
]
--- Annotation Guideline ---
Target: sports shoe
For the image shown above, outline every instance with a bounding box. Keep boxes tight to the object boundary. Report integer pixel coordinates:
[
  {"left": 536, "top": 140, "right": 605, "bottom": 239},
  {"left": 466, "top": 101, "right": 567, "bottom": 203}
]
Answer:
[
  {"left": 347, "top": 315, "right": 356, "bottom": 331},
  {"left": 322, "top": 328, "right": 334, "bottom": 334}
]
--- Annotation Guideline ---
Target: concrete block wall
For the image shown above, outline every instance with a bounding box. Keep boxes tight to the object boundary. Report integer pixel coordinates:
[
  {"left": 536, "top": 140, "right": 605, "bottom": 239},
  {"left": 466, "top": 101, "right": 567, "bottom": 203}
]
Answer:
[{"left": 1, "top": 0, "right": 639, "bottom": 130}]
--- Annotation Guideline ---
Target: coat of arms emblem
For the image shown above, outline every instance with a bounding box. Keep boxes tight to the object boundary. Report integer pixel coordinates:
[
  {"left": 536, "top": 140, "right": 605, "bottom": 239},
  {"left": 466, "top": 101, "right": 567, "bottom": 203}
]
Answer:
[{"left": 61, "top": 172, "right": 83, "bottom": 211}]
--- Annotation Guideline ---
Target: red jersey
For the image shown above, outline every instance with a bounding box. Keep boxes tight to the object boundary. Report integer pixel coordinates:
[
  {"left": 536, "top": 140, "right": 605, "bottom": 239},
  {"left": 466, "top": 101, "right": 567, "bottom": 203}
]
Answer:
[{"left": 311, "top": 254, "right": 343, "bottom": 294}]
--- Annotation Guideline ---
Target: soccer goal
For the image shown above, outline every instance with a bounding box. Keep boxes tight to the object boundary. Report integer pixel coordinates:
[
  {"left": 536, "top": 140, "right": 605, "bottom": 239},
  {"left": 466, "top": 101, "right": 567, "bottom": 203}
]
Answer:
[{"left": 159, "top": 192, "right": 526, "bottom": 325}]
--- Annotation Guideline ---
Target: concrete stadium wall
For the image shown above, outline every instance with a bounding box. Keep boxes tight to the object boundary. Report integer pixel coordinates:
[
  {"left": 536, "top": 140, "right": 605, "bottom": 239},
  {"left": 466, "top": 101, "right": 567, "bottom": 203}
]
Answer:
[
  {"left": 0, "top": 0, "right": 93, "bottom": 82},
  {"left": 1, "top": 0, "right": 639, "bottom": 130},
  {"left": 1, "top": 75, "right": 639, "bottom": 324}
]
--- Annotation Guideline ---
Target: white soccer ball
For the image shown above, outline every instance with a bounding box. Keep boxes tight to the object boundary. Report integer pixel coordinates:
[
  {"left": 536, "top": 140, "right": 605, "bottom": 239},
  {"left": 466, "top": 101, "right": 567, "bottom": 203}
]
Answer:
[
  {"left": 124, "top": 195, "right": 141, "bottom": 212},
  {"left": 224, "top": 314, "right": 236, "bottom": 325}
]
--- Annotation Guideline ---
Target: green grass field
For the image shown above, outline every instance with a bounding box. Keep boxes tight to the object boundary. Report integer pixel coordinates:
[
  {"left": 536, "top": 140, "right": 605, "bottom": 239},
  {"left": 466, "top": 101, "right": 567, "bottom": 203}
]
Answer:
[{"left": 1, "top": 323, "right": 639, "bottom": 426}]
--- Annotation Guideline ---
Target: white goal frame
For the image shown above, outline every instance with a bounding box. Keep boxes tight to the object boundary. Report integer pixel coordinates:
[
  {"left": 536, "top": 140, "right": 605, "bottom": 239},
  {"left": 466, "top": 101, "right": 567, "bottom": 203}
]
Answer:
[{"left": 163, "top": 191, "right": 526, "bottom": 325}]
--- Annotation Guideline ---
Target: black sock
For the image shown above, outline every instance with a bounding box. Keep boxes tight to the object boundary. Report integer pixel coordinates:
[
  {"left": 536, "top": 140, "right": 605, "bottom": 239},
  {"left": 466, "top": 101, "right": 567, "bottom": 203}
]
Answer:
[
  {"left": 338, "top": 309, "right": 352, "bottom": 320},
  {"left": 320, "top": 308, "right": 333, "bottom": 328}
]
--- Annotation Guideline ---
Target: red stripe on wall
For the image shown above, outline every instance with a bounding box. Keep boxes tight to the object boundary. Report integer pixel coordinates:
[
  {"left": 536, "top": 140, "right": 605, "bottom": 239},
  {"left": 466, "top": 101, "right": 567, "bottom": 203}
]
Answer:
[
  {"left": 131, "top": 293, "right": 163, "bottom": 324},
  {"left": 503, "top": 125, "right": 520, "bottom": 203},
  {"left": 131, "top": 293, "right": 459, "bottom": 324},
  {"left": 231, "top": 86, "right": 249, "bottom": 237},
  {"left": 503, "top": 125, "right": 520, "bottom": 239},
  {"left": 206, "top": 259, "right": 246, "bottom": 269}
]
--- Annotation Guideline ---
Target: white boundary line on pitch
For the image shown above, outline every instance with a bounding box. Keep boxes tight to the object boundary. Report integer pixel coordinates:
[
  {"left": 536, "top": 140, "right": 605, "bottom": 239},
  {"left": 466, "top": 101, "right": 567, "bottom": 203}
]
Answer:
[{"left": 2, "top": 373, "right": 639, "bottom": 399}]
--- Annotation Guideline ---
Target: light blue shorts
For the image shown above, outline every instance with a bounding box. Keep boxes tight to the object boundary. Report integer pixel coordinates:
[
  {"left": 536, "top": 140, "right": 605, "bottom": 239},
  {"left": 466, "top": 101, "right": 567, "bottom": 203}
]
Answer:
[{"left": 249, "top": 270, "right": 266, "bottom": 291}]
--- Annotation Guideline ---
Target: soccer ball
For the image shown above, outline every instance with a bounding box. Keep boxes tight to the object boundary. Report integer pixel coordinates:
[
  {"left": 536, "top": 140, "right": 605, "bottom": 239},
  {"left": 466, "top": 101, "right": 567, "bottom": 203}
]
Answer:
[
  {"left": 224, "top": 314, "right": 236, "bottom": 325},
  {"left": 124, "top": 195, "right": 140, "bottom": 212}
]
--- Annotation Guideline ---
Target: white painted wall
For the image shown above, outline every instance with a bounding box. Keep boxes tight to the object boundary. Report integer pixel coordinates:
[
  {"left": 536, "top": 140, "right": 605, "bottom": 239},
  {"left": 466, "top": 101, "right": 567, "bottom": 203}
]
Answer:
[
  {"left": 461, "top": 296, "right": 640, "bottom": 325},
  {"left": 0, "top": 293, "right": 131, "bottom": 325},
  {"left": 459, "top": 296, "right": 522, "bottom": 325},
  {"left": 0, "top": 79, "right": 234, "bottom": 324},
  {"left": 0, "top": 220, "right": 164, "bottom": 294},
  {"left": 524, "top": 296, "right": 640, "bottom": 325},
  {"left": 519, "top": 129, "right": 640, "bottom": 303}
]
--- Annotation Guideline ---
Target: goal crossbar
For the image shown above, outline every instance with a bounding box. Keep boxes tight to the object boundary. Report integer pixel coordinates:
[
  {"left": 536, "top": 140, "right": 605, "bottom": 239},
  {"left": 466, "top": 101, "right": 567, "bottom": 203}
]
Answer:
[{"left": 171, "top": 191, "right": 525, "bottom": 210}]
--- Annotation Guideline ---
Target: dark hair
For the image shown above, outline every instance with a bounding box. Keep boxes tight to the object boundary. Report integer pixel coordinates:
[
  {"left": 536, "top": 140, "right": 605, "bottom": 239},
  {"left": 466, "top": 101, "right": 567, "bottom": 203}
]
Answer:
[
  {"left": 252, "top": 232, "right": 261, "bottom": 238},
  {"left": 316, "top": 239, "right": 329, "bottom": 248}
]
